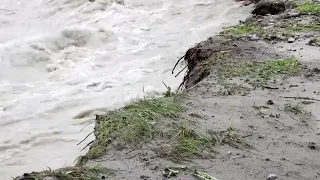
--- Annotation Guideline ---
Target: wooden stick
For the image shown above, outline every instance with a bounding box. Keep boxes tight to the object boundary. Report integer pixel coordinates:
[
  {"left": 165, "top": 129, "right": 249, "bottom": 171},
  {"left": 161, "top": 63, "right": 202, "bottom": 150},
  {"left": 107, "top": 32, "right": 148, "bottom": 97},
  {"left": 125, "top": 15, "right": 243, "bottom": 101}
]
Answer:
[{"left": 283, "top": 96, "right": 320, "bottom": 101}]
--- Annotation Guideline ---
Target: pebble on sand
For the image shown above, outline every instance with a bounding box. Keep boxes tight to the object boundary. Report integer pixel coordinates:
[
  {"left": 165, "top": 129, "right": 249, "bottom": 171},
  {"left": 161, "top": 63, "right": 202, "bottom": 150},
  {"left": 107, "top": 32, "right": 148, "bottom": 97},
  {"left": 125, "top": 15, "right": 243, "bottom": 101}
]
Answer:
[
  {"left": 267, "top": 174, "right": 278, "bottom": 180},
  {"left": 287, "top": 37, "right": 295, "bottom": 43}
]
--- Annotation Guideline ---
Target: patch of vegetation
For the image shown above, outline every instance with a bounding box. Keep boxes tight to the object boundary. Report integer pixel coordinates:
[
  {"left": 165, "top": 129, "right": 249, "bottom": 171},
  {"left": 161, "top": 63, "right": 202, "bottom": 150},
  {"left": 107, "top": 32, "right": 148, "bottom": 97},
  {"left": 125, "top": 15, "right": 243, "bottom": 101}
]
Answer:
[
  {"left": 83, "top": 97, "right": 182, "bottom": 161},
  {"left": 218, "top": 82, "right": 250, "bottom": 96},
  {"left": 170, "top": 124, "right": 215, "bottom": 160},
  {"left": 222, "top": 23, "right": 265, "bottom": 37},
  {"left": 170, "top": 125, "right": 253, "bottom": 161},
  {"left": 308, "top": 37, "right": 320, "bottom": 47},
  {"left": 162, "top": 82, "right": 175, "bottom": 97},
  {"left": 297, "top": 2, "right": 320, "bottom": 15},
  {"left": 253, "top": 104, "right": 269, "bottom": 111},
  {"left": 284, "top": 102, "right": 305, "bottom": 114},
  {"left": 195, "top": 51, "right": 233, "bottom": 83},
  {"left": 14, "top": 166, "right": 114, "bottom": 180},
  {"left": 287, "top": 24, "right": 320, "bottom": 34},
  {"left": 219, "top": 58, "right": 301, "bottom": 86},
  {"left": 75, "top": 92, "right": 253, "bottom": 165},
  {"left": 209, "top": 127, "right": 253, "bottom": 149}
]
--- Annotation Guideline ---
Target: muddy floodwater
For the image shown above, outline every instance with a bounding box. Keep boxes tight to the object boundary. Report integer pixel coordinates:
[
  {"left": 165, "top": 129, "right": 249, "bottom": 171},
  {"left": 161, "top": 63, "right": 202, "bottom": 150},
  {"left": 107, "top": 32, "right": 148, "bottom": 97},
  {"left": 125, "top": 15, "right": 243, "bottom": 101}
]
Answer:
[{"left": 0, "top": 0, "right": 250, "bottom": 179}]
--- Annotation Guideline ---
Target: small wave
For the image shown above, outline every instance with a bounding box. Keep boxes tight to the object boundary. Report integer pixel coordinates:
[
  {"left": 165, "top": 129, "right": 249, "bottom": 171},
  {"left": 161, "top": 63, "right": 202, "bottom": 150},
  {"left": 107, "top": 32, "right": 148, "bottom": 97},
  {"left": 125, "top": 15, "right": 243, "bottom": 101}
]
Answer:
[
  {"left": 73, "top": 107, "right": 109, "bottom": 119},
  {"left": 0, "top": 26, "right": 114, "bottom": 77}
]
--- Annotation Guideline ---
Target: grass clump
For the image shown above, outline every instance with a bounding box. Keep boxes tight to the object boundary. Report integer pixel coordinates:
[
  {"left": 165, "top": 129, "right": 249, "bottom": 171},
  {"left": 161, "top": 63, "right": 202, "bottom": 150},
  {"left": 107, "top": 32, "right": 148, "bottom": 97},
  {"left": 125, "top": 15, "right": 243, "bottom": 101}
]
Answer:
[
  {"left": 222, "top": 23, "right": 265, "bottom": 37},
  {"left": 218, "top": 83, "right": 250, "bottom": 96},
  {"left": 170, "top": 125, "right": 252, "bottom": 161},
  {"left": 85, "top": 97, "right": 182, "bottom": 160},
  {"left": 162, "top": 82, "right": 175, "bottom": 97},
  {"left": 14, "top": 166, "right": 114, "bottom": 180},
  {"left": 284, "top": 102, "right": 305, "bottom": 114},
  {"left": 209, "top": 127, "right": 253, "bottom": 149},
  {"left": 288, "top": 24, "right": 320, "bottom": 34},
  {"left": 195, "top": 51, "right": 232, "bottom": 84},
  {"left": 297, "top": 2, "right": 320, "bottom": 15},
  {"left": 219, "top": 58, "right": 301, "bottom": 85},
  {"left": 171, "top": 124, "right": 215, "bottom": 160},
  {"left": 308, "top": 37, "right": 320, "bottom": 46}
]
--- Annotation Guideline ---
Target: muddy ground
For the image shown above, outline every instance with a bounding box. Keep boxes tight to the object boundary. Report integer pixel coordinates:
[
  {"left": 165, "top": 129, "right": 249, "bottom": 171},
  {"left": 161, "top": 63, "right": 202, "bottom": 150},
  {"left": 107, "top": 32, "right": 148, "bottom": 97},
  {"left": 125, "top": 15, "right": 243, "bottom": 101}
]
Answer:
[{"left": 15, "top": 1, "right": 320, "bottom": 180}]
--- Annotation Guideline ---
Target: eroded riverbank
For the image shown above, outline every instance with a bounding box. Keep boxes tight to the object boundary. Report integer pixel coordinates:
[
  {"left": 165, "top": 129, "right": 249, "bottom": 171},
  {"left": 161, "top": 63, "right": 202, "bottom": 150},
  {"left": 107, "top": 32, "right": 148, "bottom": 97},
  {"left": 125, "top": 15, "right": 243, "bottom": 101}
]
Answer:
[
  {"left": 14, "top": 1, "right": 320, "bottom": 180},
  {"left": 0, "top": 0, "right": 251, "bottom": 179}
]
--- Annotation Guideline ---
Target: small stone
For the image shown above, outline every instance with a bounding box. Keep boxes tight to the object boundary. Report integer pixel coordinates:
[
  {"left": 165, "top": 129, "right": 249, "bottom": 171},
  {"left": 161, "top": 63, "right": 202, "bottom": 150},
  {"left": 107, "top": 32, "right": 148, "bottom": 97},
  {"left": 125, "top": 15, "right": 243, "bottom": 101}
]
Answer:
[
  {"left": 248, "top": 34, "right": 260, "bottom": 41},
  {"left": 150, "top": 165, "right": 158, "bottom": 170},
  {"left": 313, "top": 68, "right": 320, "bottom": 73},
  {"left": 308, "top": 142, "right": 316, "bottom": 150},
  {"left": 140, "top": 175, "right": 150, "bottom": 180},
  {"left": 265, "top": 158, "right": 270, "bottom": 161},
  {"left": 267, "top": 174, "right": 278, "bottom": 180},
  {"left": 289, "top": 84, "right": 299, "bottom": 88},
  {"left": 189, "top": 113, "right": 202, "bottom": 118},
  {"left": 267, "top": 100, "right": 274, "bottom": 105},
  {"left": 23, "top": 173, "right": 31, "bottom": 177},
  {"left": 287, "top": 37, "right": 295, "bottom": 43}
]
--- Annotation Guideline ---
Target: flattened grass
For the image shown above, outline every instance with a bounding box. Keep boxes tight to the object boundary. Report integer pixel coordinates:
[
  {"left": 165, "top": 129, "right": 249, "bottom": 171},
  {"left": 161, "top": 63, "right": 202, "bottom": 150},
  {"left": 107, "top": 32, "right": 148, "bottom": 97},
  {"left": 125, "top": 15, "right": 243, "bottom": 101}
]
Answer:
[
  {"left": 14, "top": 166, "right": 113, "bottom": 180},
  {"left": 297, "top": 2, "right": 320, "bottom": 15},
  {"left": 222, "top": 23, "right": 265, "bottom": 37},
  {"left": 86, "top": 97, "right": 182, "bottom": 159},
  {"left": 220, "top": 58, "right": 301, "bottom": 80},
  {"left": 77, "top": 95, "right": 252, "bottom": 165},
  {"left": 218, "top": 58, "right": 302, "bottom": 87}
]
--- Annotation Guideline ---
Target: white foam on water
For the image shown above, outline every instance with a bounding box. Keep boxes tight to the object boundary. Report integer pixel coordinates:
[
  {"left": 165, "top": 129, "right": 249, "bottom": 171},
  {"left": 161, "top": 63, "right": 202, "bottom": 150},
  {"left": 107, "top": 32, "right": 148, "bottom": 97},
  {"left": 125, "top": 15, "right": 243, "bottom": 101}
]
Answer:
[{"left": 0, "top": 0, "right": 251, "bottom": 178}]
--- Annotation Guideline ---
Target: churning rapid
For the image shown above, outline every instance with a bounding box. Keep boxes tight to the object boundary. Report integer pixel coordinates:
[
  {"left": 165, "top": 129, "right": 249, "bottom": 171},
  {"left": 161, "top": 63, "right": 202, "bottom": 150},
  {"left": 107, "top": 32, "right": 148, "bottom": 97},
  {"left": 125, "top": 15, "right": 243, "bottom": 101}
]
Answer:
[{"left": 0, "top": 0, "right": 250, "bottom": 178}]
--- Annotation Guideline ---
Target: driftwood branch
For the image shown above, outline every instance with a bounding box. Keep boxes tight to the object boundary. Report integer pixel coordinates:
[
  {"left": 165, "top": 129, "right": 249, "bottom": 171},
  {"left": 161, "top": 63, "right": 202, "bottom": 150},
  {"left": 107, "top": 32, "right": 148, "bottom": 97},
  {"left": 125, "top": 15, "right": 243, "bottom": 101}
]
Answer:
[{"left": 283, "top": 96, "right": 320, "bottom": 101}]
